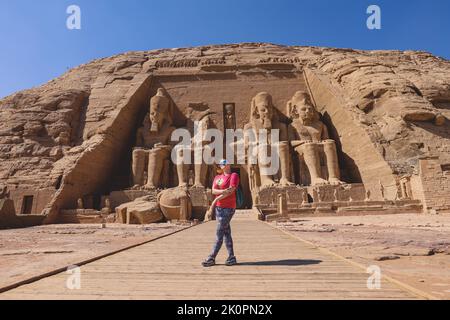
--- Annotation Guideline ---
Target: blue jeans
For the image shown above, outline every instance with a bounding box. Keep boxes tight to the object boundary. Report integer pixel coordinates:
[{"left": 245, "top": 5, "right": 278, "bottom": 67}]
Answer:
[{"left": 209, "top": 207, "right": 235, "bottom": 259}]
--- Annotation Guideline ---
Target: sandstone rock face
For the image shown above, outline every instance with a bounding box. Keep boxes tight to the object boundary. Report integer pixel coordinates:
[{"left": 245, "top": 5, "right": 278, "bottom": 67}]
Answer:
[{"left": 0, "top": 43, "right": 449, "bottom": 224}]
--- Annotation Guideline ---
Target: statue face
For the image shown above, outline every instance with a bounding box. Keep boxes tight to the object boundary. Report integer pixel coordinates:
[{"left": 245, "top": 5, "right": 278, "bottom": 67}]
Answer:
[
  {"left": 254, "top": 95, "right": 273, "bottom": 129},
  {"left": 149, "top": 96, "right": 170, "bottom": 131},
  {"left": 292, "top": 97, "right": 315, "bottom": 122}
]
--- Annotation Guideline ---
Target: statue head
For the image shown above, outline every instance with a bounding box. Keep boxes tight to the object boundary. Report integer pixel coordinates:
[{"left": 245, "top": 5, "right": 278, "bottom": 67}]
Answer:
[
  {"left": 149, "top": 88, "right": 173, "bottom": 132},
  {"left": 251, "top": 92, "right": 274, "bottom": 129},
  {"left": 224, "top": 103, "right": 234, "bottom": 115},
  {"left": 287, "top": 91, "right": 317, "bottom": 123}
]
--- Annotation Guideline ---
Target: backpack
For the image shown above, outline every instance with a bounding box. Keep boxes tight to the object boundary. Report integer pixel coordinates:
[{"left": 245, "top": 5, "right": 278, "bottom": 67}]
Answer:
[{"left": 236, "top": 185, "right": 244, "bottom": 208}]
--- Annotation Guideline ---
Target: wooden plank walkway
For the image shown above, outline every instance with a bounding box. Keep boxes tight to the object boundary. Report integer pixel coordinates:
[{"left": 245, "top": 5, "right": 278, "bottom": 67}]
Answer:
[{"left": 0, "top": 212, "right": 419, "bottom": 300}]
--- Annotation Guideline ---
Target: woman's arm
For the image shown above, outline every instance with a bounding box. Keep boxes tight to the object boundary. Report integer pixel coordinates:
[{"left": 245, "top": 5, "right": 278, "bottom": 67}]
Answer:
[
  {"left": 213, "top": 188, "right": 235, "bottom": 199},
  {"left": 205, "top": 191, "right": 232, "bottom": 221},
  {"left": 212, "top": 187, "right": 235, "bottom": 196},
  {"left": 212, "top": 188, "right": 227, "bottom": 196}
]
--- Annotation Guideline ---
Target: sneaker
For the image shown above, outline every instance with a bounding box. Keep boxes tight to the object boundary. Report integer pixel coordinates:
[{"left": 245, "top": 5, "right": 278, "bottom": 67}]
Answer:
[
  {"left": 202, "top": 257, "right": 215, "bottom": 267},
  {"left": 225, "top": 256, "right": 237, "bottom": 266}
]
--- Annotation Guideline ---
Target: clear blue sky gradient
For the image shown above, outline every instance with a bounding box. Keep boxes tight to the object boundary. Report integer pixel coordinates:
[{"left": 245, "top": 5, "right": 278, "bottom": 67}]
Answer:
[{"left": 1, "top": 0, "right": 449, "bottom": 98}]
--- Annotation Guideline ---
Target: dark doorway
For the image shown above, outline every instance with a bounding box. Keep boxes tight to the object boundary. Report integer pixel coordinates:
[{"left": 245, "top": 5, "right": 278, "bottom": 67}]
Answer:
[{"left": 21, "top": 196, "right": 34, "bottom": 215}]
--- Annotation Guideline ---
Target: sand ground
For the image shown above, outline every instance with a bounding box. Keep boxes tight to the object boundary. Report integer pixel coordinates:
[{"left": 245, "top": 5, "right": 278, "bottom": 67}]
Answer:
[
  {"left": 1, "top": 213, "right": 448, "bottom": 299},
  {"left": 0, "top": 214, "right": 418, "bottom": 300},
  {"left": 275, "top": 213, "right": 450, "bottom": 299},
  {"left": 0, "top": 222, "right": 187, "bottom": 289}
]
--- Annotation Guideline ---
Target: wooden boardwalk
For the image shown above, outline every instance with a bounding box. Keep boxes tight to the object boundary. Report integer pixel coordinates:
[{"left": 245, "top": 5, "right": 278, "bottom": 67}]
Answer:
[{"left": 0, "top": 212, "right": 419, "bottom": 300}]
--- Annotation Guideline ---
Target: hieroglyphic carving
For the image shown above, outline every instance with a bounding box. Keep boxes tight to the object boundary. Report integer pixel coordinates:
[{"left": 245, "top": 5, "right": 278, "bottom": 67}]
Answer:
[
  {"left": 201, "top": 57, "right": 226, "bottom": 66},
  {"left": 155, "top": 59, "right": 200, "bottom": 68},
  {"left": 155, "top": 57, "right": 226, "bottom": 69},
  {"left": 259, "top": 57, "right": 302, "bottom": 64}
]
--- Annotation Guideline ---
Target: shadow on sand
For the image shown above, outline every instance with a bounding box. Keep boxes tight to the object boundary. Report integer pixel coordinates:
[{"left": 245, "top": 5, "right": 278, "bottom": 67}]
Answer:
[{"left": 237, "top": 259, "right": 322, "bottom": 266}]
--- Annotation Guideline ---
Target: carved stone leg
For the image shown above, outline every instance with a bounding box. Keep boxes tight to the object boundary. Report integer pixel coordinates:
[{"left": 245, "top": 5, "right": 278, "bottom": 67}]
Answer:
[
  {"left": 278, "top": 141, "right": 294, "bottom": 186},
  {"left": 258, "top": 144, "right": 276, "bottom": 188},
  {"left": 194, "top": 163, "right": 206, "bottom": 187},
  {"left": 176, "top": 147, "right": 188, "bottom": 187},
  {"left": 161, "top": 159, "right": 170, "bottom": 188},
  {"left": 146, "top": 148, "right": 169, "bottom": 189},
  {"left": 323, "top": 140, "right": 343, "bottom": 185},
  {"left": 132, "top": 148, "right": 147, "bottom": 187},
  {"left": 299, "top": 143, "right": 328, "bottom": 186},
  {"left": 193, "top": 146, "right": 205, "bottom": 188}
]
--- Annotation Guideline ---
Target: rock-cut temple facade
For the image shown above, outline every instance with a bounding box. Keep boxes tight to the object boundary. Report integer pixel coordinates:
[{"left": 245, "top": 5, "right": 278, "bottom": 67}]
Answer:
[{"left": 1, "top": 43, "right": 449, "bottom": 227}]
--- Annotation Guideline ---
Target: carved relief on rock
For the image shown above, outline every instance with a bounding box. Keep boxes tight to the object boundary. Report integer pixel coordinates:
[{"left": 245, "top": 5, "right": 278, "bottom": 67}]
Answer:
[{"left": 223, "top": 103, "right": 236, "bottom": 130}]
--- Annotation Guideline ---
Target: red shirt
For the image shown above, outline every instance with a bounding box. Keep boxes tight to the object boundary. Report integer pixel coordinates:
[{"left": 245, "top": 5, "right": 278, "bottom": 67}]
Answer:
[{"left": 213, "top": 173, "right": 240, "bottom": 209}]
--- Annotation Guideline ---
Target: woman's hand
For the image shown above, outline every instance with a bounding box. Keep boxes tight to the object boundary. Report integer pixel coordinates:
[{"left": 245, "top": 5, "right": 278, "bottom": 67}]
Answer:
[
  {"left": 222, "top": 187, "right": 235, "bottom": 197},
  {"left": 205, "top": 208, "right": 214, "bottom": 221},
  {"left": 223, "top": 187, "right": 233, "bottom": 195}
]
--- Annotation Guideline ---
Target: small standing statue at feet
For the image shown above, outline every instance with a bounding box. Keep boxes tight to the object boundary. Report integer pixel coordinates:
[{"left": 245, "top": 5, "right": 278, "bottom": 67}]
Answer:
[
  {"left": 287, "top": 91, "right": 344, "bottom": 186},
  {"left": 365, "top": 190, "right": 371, "bottom": 202},
  {"left": 379, "top": 180, "right": 386, "bottom": 201},
  {"left": 301, "top": 192, "right": 309, "bottom": 206},
  {"left": 77, "top": 198, "right": 84, "bottom": 210}
]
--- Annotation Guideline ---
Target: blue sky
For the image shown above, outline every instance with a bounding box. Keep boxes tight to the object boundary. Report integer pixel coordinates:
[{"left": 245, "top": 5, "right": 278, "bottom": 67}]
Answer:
[{"left": 1, "top": 0, "right": 449, "bottom": 98}]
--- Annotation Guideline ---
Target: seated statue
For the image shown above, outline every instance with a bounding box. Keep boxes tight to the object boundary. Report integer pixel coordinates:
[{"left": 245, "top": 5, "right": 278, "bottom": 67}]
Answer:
[
  {"left": 287, "top": 91, "right": 343, "bottom": 186},
  {"left": 176, "top": 106, "right": 214, "bottom": 188},
  {"left": 244, "top": 92, "right": 293, "bottom": 188},
  {"left": 132, "top": 88, "right": 176, "bottom": 189}
]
